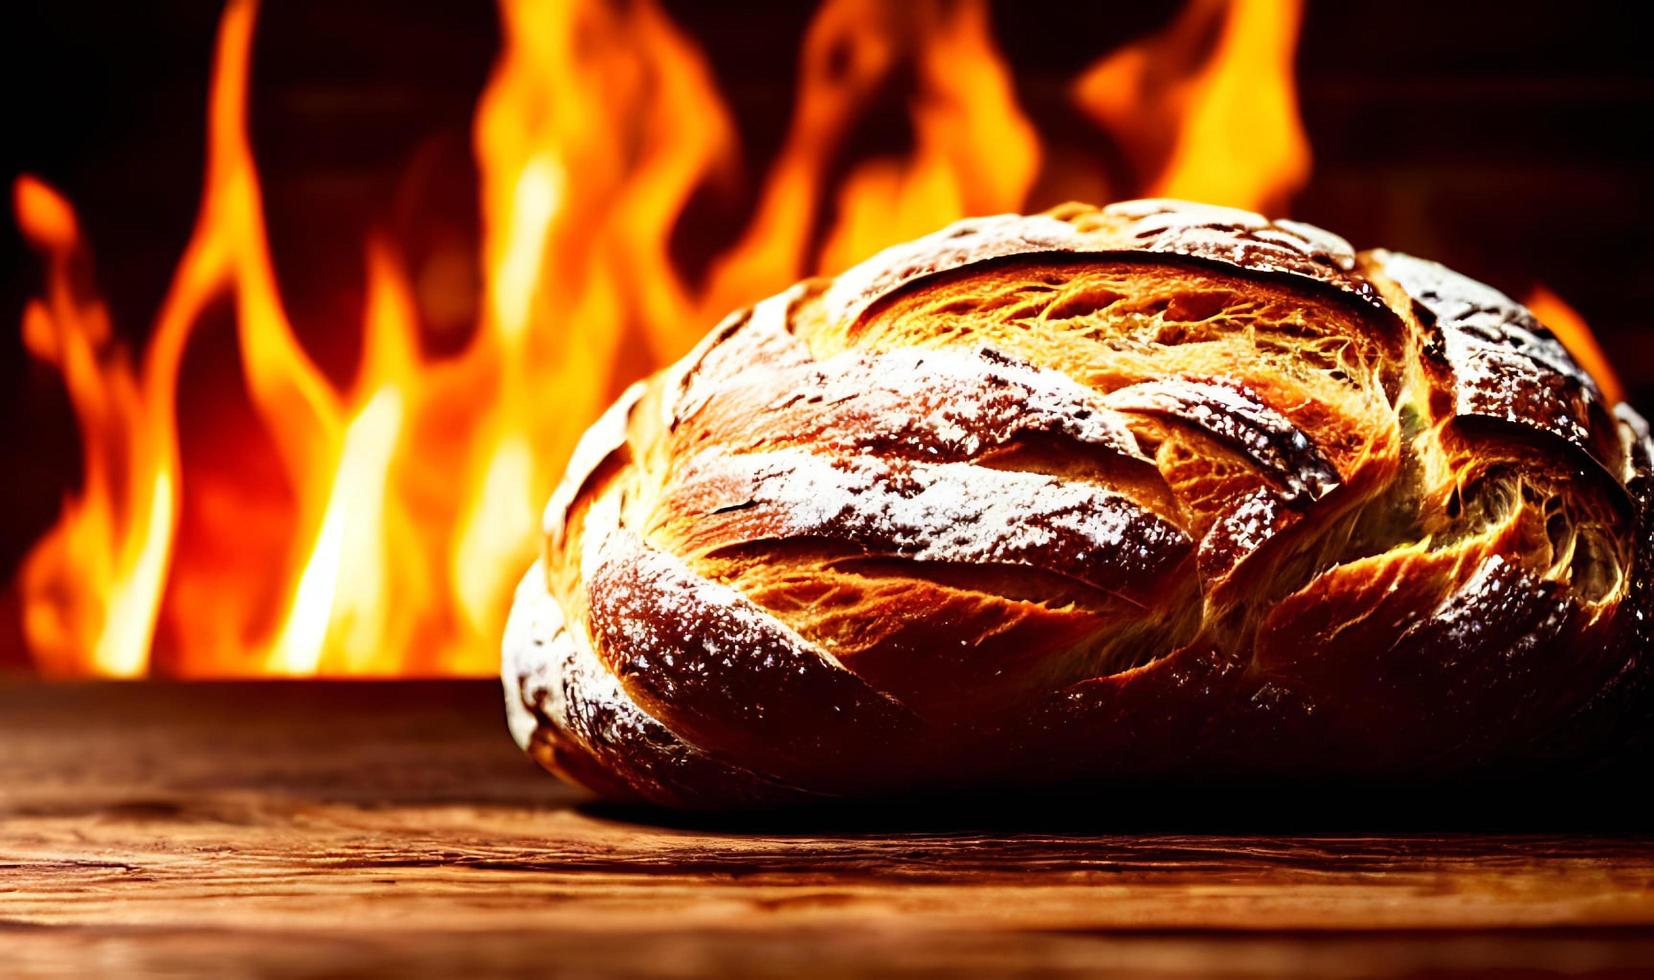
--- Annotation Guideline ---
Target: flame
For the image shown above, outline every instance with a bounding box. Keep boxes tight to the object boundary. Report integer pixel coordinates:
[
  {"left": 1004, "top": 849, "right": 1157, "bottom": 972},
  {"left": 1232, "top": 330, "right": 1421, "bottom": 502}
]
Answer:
[
  {"left": 1073, "top": 0, "right": 1309, "bottom": 214},
  {"left": 266, "top": 250, "right": 413, "bottom": 674},
  {"left": 810, "top": 0, "right": 1041, "bottom": 276},
  {"left": 1524, "top": 284, "right": 1624, "bottom": 406},
  {"left": 14, "top": 177, "right": 170, "bottom": 677},
  {"left": 704, "top": 0, "right": 1039, "bottom": 311},
  {"left": 11, "top": 0, "right": 1348, "bottom": 675}
]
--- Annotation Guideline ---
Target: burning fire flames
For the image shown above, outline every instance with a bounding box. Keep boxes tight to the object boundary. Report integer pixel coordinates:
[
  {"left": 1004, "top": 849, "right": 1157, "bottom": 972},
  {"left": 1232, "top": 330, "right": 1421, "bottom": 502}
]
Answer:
[{"left": 9, "top": 0, "right": 1614, "bottom": 676}]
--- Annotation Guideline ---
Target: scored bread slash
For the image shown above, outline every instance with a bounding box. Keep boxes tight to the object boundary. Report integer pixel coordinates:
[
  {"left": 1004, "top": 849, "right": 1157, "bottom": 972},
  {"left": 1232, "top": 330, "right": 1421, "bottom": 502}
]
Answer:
[{"left": 504, "top": 198, "right": 1652, "bottom": 808}]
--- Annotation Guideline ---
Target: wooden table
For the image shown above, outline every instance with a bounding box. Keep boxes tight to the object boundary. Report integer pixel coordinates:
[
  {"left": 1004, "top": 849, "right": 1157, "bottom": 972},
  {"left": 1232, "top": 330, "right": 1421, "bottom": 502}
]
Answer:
[{"left": 4, "top": 681, "right": 1654, "bottom": 977}]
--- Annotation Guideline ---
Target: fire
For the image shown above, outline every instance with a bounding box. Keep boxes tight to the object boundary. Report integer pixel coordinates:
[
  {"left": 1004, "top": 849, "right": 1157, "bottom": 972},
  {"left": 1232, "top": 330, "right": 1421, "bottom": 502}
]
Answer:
[
  {"left": 13, "top": 0, "right": 1327, "bottom": 675},
  {"left": 14, "top": 177, "right": 171, "bottom": 678},
  {"left": 806, "top": 0, "right": 1041, "bottom": 277},
  {"left": 1072, "top": 0, "right": 1310, "bottom": 214}
]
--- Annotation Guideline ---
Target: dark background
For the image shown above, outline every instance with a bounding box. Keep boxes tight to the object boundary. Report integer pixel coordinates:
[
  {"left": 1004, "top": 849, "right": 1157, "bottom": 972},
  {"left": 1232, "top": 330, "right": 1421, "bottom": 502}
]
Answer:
[{"left": 4, "top": 0, "right": 1652, "bottom": 612}]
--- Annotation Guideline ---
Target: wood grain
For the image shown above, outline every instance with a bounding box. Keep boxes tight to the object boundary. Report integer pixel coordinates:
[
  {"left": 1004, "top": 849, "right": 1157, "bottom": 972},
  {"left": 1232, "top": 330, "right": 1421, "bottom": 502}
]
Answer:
[{"left": 3, "top": 680, "right": 1654, "bottom": 977}]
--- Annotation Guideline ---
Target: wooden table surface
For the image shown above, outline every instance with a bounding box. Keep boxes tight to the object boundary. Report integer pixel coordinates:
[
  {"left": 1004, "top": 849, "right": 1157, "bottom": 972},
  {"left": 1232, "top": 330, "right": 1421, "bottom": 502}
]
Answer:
[{"left": 4, "top": 681, "right": 1654, "bottom": 978}]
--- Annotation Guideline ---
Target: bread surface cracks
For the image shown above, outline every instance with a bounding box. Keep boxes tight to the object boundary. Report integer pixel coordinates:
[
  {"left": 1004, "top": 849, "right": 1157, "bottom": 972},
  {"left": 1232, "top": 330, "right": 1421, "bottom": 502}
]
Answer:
[
  {"left": 1362, "top": 255, "right": 1631, "bottom": 619},
  {"left": 510, "top": 202, "right": 1653, "bottom": 806},
  {"left": 624, "top": 258, "right": 1407, "bottom": 719},
  {"left": 576, "top": 254, "right": 1628, "bottom": 730}
]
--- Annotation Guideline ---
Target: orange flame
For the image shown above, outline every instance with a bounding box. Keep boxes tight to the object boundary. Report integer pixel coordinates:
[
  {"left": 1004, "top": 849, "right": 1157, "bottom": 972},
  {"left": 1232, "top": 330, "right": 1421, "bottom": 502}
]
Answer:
[
  {"left": 15, "top": 177, "right": 169, "bottom": 677},
  {"left": 705, "top": 0, "right": 1040, "bottom": 311},
  {"left": 1073, "top": 0, "right": 1310, "bottom": 214},
  {"left": 810, "top": 0, "right": 1041, "bottom": 276},
  {"left": 14, "top": 0, "right": 1334, "bottom": 675}
]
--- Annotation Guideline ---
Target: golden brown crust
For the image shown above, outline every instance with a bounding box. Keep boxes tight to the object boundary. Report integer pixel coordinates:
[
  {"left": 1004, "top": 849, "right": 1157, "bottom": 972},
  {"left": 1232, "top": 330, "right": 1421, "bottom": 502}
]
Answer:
[{"left": 503, "top": 199, "right": 1652, "bottom": 808}]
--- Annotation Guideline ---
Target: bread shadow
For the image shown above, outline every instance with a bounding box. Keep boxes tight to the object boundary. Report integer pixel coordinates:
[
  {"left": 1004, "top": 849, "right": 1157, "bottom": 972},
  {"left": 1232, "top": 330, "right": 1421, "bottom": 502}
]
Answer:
[{"left": 576, "top": 772, "right": 1654, "bottom": 837}]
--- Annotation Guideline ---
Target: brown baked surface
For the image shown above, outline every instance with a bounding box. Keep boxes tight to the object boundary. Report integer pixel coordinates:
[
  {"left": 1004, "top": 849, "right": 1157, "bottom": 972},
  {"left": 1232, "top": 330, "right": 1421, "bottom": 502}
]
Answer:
[{"left": 503, "top": 199, "right": 1654, "bottom": 808}]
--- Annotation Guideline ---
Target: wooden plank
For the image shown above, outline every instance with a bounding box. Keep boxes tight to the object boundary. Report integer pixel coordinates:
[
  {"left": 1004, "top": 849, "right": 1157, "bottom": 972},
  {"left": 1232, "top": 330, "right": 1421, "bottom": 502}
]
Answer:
[{"left": 3, "top": 681, "right": 1654, "bottom": 977}]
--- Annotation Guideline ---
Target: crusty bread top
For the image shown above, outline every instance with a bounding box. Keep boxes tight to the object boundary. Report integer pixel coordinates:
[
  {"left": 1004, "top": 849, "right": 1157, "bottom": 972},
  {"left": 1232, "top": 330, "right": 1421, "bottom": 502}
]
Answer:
[{"left": 506, "top": 199, "right": 1651, "bottom": 806}]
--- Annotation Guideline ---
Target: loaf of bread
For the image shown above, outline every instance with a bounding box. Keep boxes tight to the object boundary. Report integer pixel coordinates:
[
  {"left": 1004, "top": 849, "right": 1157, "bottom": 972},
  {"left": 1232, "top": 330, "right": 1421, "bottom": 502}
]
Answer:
[{"left": 503, "top": 199, "right": 1652, "bottom": 809}]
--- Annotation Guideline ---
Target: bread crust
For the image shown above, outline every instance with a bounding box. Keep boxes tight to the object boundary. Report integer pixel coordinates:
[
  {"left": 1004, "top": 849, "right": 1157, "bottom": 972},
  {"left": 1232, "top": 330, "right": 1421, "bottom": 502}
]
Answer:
[{"left": 503, "top": 199, "right": 1652, "bottom": 808}]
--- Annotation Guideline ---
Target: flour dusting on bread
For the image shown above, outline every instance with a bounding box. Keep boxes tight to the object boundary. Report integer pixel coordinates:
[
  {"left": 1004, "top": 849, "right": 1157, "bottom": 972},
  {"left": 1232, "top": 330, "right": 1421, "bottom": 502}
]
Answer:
[{"left": 505, "top": 199, "right": 1653, "bottom": 808}]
